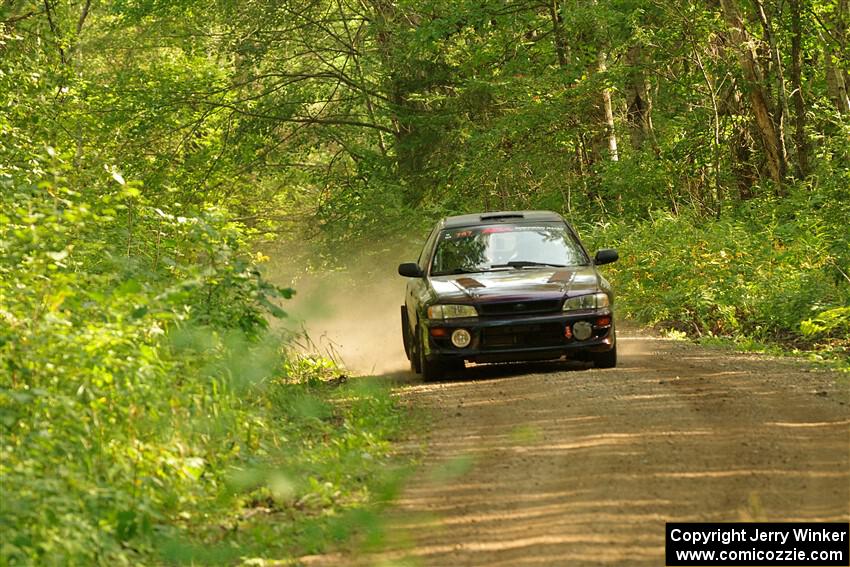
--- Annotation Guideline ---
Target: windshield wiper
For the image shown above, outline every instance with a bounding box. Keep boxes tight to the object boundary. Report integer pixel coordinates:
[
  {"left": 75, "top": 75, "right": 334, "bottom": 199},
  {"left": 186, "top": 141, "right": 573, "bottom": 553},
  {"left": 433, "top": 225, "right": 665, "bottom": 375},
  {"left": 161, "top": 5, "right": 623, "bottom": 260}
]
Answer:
[
  {"left": 432, "top": 266, "right": 513, "bottom": 276},
  {"left": 490, "top": 261, "right": 567, "bottom": 269},
  {"left": 432, "top": 267, "right": 488, "bottom": 276}
]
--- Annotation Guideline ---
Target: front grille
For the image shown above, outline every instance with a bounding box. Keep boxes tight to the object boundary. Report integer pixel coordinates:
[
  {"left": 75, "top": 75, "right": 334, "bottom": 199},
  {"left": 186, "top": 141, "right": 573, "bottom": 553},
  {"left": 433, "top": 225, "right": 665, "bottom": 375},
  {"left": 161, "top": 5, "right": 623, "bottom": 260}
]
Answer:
[
  {"left": 479, "top": 299, "right": 561, "bottom": 317},
  {"left": 480, "top": 322, "right": 565, "bottom": 349}
]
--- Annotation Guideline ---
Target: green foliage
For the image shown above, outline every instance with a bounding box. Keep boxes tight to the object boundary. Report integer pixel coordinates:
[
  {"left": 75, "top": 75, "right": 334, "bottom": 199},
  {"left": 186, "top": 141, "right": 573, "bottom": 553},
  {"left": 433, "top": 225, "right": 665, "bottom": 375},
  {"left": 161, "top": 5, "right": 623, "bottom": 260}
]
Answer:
[
  {"left": 0, "top": 156, "right": 405, "bottom": 564},
  {"left": 583, "top": 178, "right": 849, "bottom": 361},
  {"left": 801, "top": 307, "right": 850, "bottom": 340},
  {"left": 2, "top": 0, "right": 848, "bottom": 560},
  {"left": 155, "top": 375, "right": 408, "bottom": 565}
]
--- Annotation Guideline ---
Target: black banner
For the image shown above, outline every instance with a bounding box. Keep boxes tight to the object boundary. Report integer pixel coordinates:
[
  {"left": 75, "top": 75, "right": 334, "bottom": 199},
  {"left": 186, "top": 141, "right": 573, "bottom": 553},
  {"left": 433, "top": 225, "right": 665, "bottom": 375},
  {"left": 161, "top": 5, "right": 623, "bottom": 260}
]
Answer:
[{"left": 666, "top": 523, "right": 849, "bottom": 566}]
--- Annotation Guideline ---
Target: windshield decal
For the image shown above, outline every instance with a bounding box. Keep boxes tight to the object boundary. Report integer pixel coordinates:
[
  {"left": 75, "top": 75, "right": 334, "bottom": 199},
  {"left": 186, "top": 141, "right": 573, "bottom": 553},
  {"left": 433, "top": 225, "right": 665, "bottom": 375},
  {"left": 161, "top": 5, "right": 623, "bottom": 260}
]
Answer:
[{"left": 446, "top": 225, "right": 558, "bottom": 239}]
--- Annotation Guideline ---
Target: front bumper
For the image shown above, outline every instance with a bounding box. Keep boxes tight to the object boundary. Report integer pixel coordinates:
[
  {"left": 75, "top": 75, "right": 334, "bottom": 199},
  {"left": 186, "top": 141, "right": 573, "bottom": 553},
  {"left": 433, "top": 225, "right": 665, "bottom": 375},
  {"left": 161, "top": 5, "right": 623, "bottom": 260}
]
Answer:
[{"left": 421, "top": 310, "right": 615, "bottom": 364}]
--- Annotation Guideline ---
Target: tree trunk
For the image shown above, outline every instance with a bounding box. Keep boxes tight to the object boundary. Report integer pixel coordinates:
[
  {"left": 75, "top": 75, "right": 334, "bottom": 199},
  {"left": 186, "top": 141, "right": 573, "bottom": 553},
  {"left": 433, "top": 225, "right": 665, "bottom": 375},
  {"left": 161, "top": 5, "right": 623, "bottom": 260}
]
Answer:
[
  {"left": 597, "top": 49, "right": 619, "bottom": 162},
  {"left": 789, "top": 0, "right": 809, "bottom": 177},
  {"left": 549, "top": 0, "right": 568, "bottom": 68},
  {"left": 753, "top": 0, "right": 790, "bottom": 177},
  {"left": 625, "top": 45, "right": 654, "bottom": 150},
  {"left": 691, "top": 39, "right": 722, "bottom": 213},
  {"left": 825, "top": 0, "right": 850, "bottom": 113},
  {"left": 719, "top": 0, "right": 786, "bottom": 186},
  {"left": 365, "top": 0, "right": 423, "bottom": 203},
  {"left": 732, "top": 120, "right": 757, "bottom": 201},
  {"left": 824, "top": 47, "right": 850, "bottom": 114}
]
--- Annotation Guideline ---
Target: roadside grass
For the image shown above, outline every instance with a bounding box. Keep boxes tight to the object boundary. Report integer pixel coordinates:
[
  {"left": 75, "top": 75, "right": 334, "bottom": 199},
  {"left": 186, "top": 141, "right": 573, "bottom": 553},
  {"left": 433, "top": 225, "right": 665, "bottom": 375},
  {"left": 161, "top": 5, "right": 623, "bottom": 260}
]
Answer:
[
  {"left": 695, "top": 335, "right": 850, "bottom": 373},
  {"left": 2, "top": 324, "right": 416, "bottom": 566},
  {"left": 156, "top": 366, "right": 415, "bottom": 565},
  {"left": 581, "top": 202, "right": 849, "bottom": 372},
  {"left": 656, "top": 325, "right": 849, "bottom": 375}
]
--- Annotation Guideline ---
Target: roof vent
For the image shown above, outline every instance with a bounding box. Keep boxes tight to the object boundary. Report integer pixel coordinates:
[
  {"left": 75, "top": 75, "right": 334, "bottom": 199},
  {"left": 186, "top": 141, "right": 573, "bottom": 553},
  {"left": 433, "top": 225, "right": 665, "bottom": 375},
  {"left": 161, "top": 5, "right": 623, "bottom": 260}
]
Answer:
[{"left": 479, "top": 212, "right": 525, "bottom": 221}]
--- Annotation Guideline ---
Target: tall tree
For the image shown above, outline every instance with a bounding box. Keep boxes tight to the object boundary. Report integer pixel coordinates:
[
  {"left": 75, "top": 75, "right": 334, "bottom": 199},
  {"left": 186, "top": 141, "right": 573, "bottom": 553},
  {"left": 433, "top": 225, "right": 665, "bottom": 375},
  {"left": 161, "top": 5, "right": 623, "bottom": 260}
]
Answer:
[
  {"left": 790, "top": 0, "right": 810, "bottom": 177},
  {"left": 719, "top": 0, "right": 786, "bottom": 185},
  {"left": 823, "top": 0, "right": 850, "bottom": 114},
  {"left": 625, "top": 44, "right": 654, "bottom": 149}
]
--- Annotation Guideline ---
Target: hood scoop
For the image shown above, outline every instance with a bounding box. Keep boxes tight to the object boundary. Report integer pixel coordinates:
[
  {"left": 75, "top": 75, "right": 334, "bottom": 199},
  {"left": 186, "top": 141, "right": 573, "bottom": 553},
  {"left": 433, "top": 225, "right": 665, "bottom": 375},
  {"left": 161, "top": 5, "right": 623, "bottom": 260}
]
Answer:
[
  {"left": 455, "top": 277, "right": 486, "bottom": 289},
  {"left": 547, "top": 270, "right": 575, "bottom": 284}
]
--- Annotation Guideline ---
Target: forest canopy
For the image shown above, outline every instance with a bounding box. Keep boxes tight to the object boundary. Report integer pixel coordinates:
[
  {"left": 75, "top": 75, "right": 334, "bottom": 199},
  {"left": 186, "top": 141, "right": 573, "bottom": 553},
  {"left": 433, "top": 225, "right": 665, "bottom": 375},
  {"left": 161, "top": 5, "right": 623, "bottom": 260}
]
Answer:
[{"left": 1, "top": 0, "right": 848, "bottom": 563}]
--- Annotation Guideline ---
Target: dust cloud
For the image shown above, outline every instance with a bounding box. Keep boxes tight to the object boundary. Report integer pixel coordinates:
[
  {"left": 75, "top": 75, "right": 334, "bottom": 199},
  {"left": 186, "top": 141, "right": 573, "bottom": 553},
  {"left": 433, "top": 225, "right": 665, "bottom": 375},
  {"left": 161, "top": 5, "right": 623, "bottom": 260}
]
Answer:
[
  {"left": 614, "top": 328, "right": 658, "bottom": 358},
  {"left": 264, "top": 240, "right": 420, "bottom": 377},
  {"left": 261, "top": 236, "right": 649, "bottom": 377}
]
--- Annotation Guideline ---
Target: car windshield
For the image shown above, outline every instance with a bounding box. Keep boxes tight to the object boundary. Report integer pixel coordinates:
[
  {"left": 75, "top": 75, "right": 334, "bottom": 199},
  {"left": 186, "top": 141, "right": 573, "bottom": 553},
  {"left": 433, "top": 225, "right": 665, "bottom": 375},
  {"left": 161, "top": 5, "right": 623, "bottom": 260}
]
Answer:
[{"left": 430, "top": 223, "right": 589, "bottom": 276}]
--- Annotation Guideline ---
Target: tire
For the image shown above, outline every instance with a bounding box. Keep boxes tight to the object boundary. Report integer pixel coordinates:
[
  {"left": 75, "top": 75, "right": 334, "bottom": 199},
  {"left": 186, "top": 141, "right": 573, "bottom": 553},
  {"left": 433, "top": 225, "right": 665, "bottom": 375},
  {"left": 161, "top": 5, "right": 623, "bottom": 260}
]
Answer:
[
  {"left": 418, "top": 331, "right": 445, "bottom": 382},
  {"left": 410, "top": 330, "right": 422, "bottom": 374},
  {"left": 592, "top": 344, "right": 617, "bottom": 369},
  {"left": 401, "top": 306, "right": 411, "bottom": 361},
  {"left": 409, "top": 325, "right": 422, "bottom": 373}
]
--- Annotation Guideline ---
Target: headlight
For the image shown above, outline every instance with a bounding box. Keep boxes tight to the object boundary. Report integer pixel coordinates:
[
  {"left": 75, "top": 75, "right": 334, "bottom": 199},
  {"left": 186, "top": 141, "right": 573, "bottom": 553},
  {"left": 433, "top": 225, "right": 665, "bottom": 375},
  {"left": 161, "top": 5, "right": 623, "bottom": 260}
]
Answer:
[
  {"left": 428, "top": 304, "right": 478, "bottom": 319},
  {"left": 563, "top": 292, "right": 610, "bottom": 311}
]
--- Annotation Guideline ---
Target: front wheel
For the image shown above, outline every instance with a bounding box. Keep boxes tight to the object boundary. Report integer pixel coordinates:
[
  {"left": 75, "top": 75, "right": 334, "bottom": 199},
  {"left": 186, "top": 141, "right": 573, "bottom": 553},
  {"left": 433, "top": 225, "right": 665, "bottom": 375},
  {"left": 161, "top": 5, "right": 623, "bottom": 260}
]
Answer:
[
  {"left": 401, "top": 306, "right": 412, "bottom": 361},
  {"left": 409, "top": 324, "right": 422, "bottom": 373},
  {"left": 591, "top": 344, "right": 617, "bottom": 369},
  {"left": 418, "top": 331, "right": 445, "bottom": 382}
]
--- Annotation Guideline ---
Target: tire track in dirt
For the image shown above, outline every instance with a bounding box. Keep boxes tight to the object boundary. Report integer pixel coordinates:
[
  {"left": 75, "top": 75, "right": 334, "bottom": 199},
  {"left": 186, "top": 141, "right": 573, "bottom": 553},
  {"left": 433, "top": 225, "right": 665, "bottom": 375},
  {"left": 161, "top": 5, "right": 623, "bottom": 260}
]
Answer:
[{"left": 362, "top": 333, "right": 850, "bottom": 566}]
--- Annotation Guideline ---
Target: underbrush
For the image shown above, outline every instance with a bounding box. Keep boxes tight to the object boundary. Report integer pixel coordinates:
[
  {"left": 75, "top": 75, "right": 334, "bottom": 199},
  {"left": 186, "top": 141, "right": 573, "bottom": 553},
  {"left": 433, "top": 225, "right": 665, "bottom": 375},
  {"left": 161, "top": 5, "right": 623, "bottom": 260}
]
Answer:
[
  {"left": 154, "top": 368, "right": 409, "bottom": 565},
  {"left": 582, "top": 182, "right": 850, "bottom": 368},
  {"left": 0, "top": 158, "right": 409, "bottom": 565}
]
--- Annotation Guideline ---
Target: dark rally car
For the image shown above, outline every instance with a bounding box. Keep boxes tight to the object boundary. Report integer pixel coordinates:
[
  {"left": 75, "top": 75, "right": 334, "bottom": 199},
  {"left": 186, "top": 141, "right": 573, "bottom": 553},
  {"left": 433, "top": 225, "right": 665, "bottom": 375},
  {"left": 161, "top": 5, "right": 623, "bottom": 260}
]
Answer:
[{"left": 398, "top": 211, "right": 619, "bottom": 380}]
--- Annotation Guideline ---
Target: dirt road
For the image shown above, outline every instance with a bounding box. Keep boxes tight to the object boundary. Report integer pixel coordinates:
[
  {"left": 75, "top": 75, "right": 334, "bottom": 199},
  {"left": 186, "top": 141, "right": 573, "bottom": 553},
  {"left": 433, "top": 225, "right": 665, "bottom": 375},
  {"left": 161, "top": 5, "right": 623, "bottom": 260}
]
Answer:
[{"left": 351, "top": 332, "right": 849, "bottom": 566}]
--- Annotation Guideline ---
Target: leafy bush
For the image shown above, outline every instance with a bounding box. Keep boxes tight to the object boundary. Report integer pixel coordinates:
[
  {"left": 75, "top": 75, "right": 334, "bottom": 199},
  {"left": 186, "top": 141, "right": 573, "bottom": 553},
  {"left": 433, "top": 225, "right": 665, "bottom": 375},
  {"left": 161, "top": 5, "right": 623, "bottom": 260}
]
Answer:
[
  {"left": 801, "top": 307, "right": 850, "bottom": 341},
  {"left": 0, "top": 156, "right": 405, "bottom": 564},
  {"left": 583, "top": 180, "right": 850, "bottom": 359}
]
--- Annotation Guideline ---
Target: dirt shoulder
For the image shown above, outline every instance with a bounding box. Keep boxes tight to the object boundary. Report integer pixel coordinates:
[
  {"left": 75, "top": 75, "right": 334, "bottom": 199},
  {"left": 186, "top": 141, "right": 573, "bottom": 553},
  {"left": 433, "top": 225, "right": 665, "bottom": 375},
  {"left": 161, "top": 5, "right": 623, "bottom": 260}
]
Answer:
[{"left": 355, "top": 332, "right": 850, "bottom": 566}]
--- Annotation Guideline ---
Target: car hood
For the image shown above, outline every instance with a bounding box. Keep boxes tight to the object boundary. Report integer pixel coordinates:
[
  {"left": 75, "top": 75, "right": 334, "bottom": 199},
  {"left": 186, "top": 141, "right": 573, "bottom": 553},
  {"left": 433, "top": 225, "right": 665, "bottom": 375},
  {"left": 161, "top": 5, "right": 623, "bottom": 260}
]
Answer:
[{"left": 429, "top": 266, "right": 601, "bottom": 303}]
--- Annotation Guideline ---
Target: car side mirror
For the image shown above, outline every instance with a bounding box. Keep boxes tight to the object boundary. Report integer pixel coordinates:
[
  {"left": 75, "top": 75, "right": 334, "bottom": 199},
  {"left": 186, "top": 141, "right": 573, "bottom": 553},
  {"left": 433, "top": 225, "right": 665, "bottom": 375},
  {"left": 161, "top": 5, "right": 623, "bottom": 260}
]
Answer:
[
  {"left": 594, "top": 249, "right": 619, "bottom": 266},
  {"left": 398, "top": 262, "right": 424, "bottom": 278}
]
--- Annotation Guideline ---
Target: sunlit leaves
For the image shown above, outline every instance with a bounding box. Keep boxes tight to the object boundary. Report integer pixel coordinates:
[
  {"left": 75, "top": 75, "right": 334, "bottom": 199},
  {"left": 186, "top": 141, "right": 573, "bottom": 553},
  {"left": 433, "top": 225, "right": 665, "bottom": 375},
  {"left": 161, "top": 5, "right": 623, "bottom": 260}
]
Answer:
[{"left": 0, "top": 159, "right": 306, "bottom": 563}]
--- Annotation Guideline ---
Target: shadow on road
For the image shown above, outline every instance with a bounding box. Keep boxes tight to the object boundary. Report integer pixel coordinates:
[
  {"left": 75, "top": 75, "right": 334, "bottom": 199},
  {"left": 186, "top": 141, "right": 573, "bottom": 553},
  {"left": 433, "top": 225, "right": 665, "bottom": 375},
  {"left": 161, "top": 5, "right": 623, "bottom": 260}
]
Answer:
[
  {"left": 345, "top": 336, "right": 850, "bottom": 567},
  {"left": 374, "top": 358, "right": 593, "bottom": 388}
]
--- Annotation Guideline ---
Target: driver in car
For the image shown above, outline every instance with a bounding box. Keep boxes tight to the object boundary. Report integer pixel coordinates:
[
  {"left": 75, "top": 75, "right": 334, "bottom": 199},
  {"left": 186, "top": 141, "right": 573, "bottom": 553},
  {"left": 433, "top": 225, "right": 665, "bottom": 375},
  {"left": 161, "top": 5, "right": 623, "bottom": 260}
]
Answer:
[{"left": 488, "top": 231, "right": 519, "bottom": 265}]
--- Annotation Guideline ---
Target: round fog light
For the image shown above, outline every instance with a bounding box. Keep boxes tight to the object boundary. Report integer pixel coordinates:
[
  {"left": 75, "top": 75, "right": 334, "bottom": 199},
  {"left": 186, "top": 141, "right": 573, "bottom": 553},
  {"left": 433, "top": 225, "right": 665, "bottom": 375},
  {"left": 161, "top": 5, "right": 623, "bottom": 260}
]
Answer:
[
  {"left": 573, "top": 321, "right": 593, "bottom": 341},
  {"left": 451, "top": 328, "right": 472, "bottom": 348}
]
